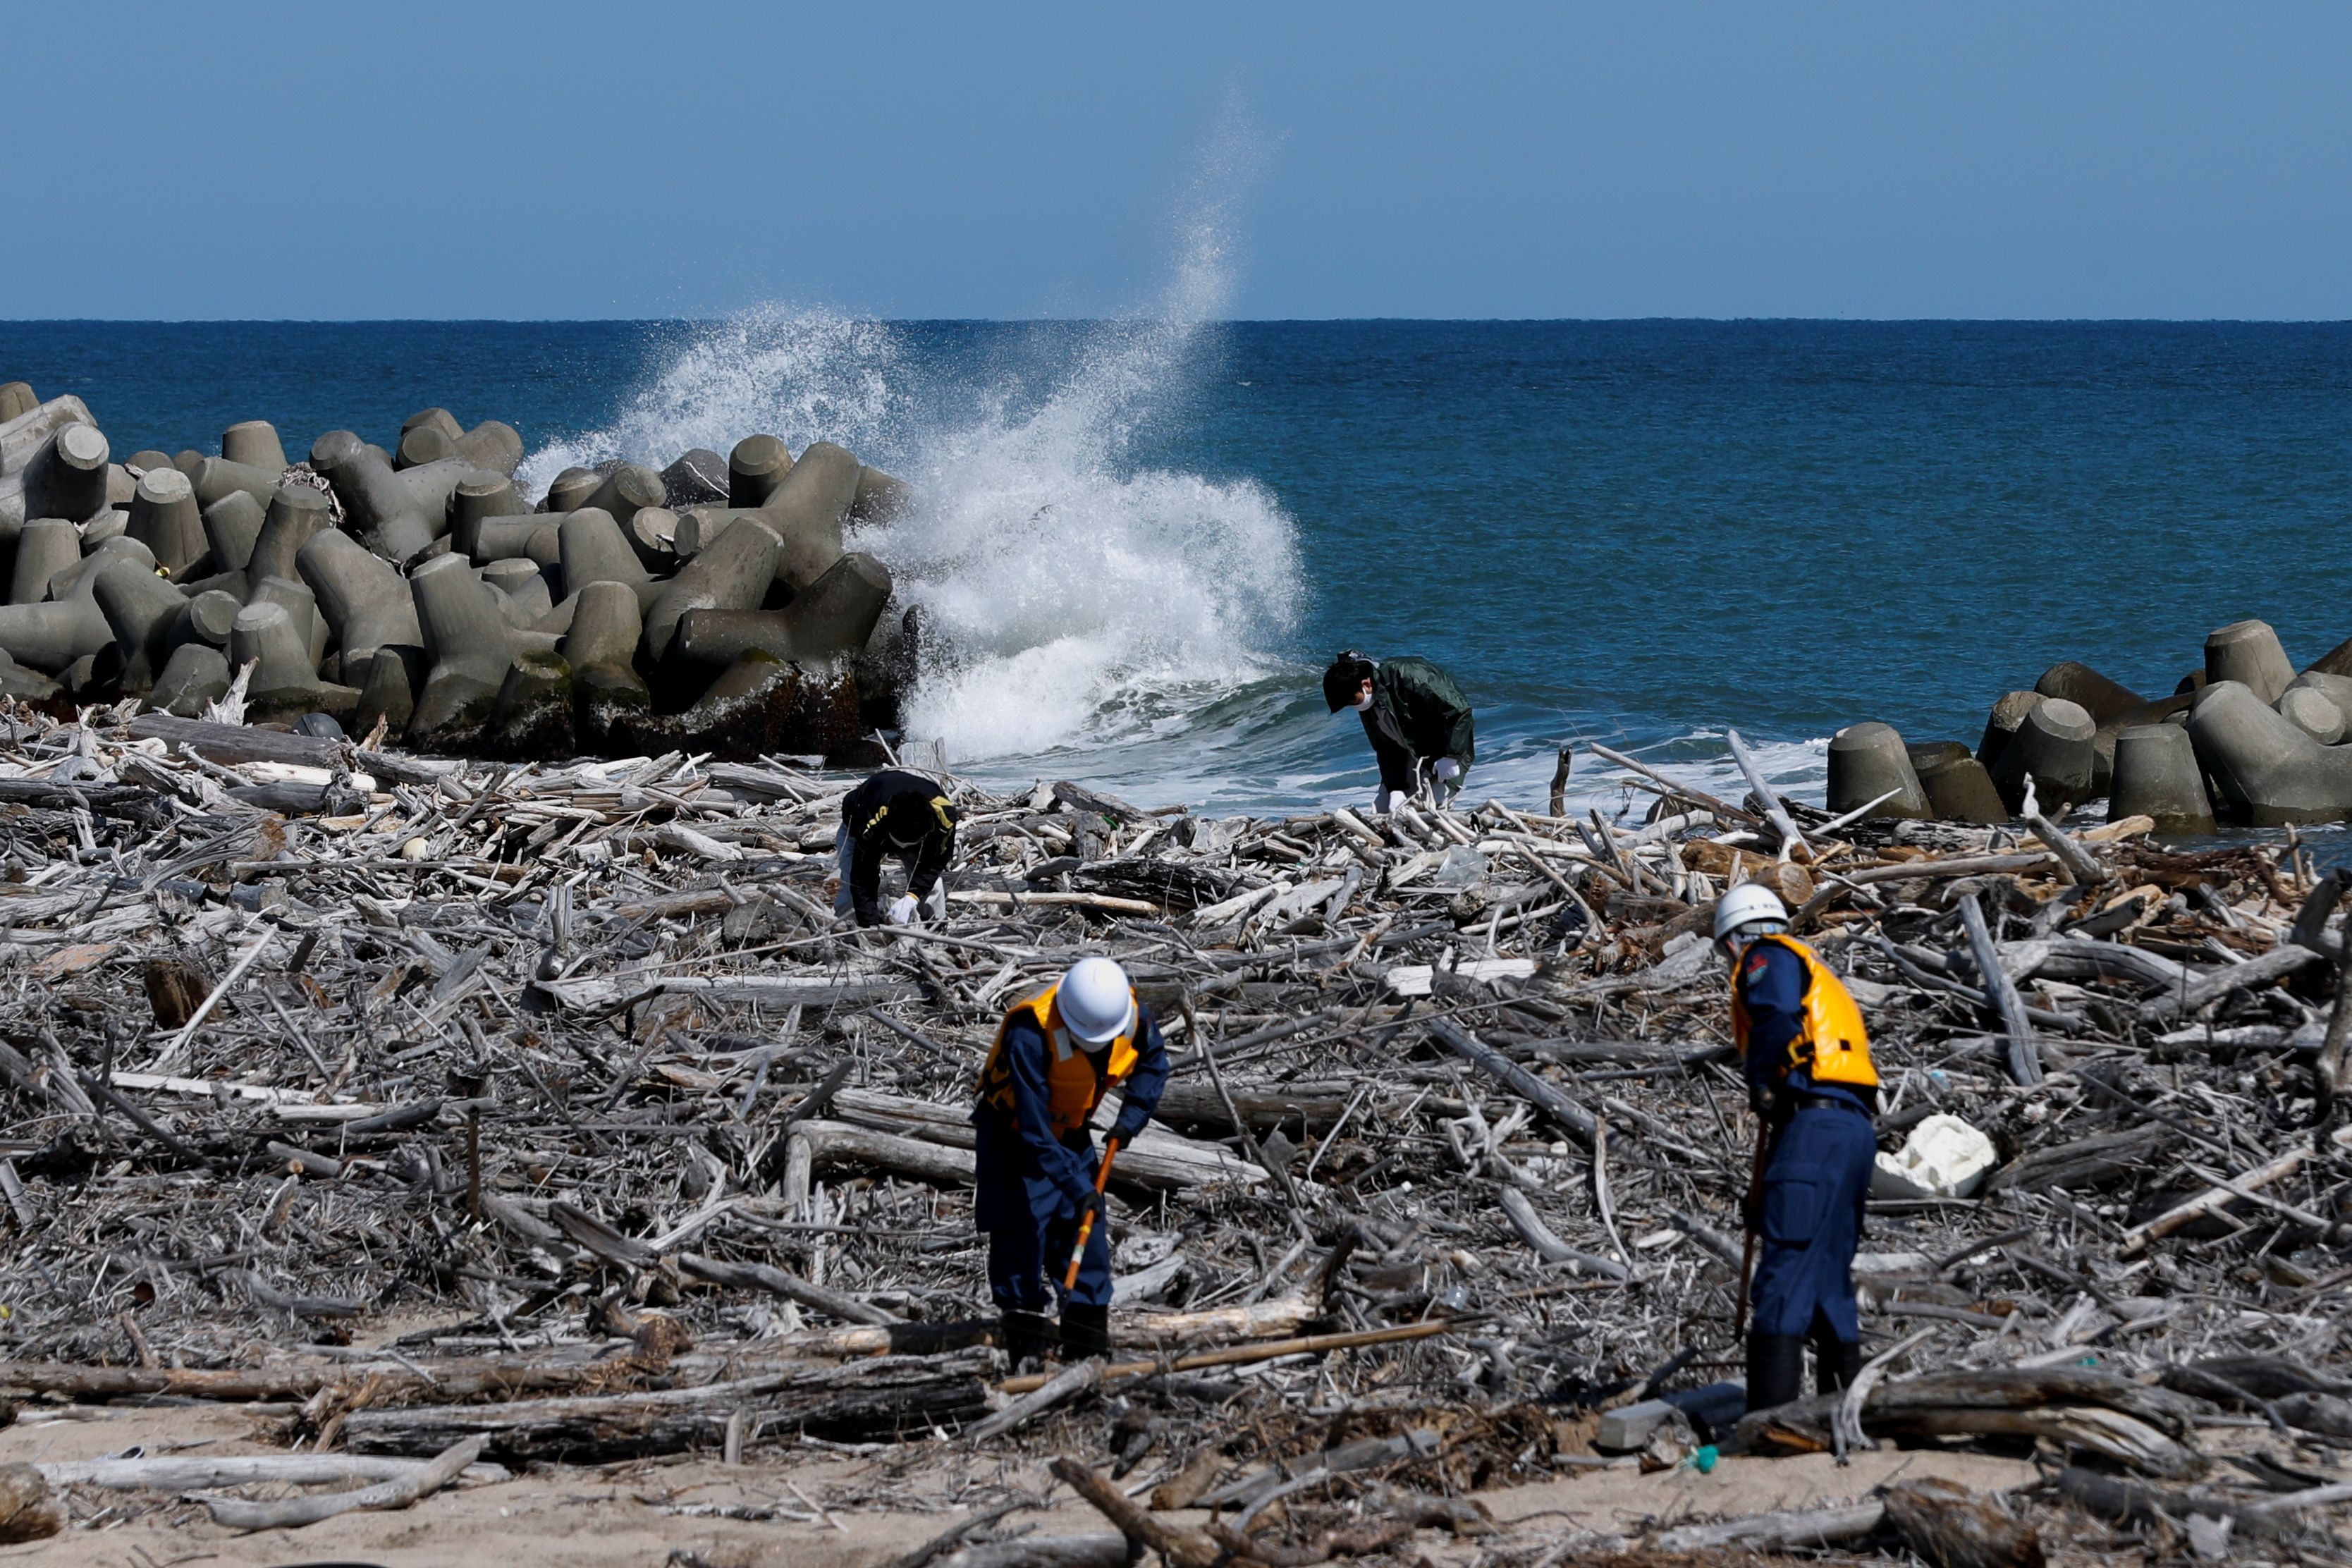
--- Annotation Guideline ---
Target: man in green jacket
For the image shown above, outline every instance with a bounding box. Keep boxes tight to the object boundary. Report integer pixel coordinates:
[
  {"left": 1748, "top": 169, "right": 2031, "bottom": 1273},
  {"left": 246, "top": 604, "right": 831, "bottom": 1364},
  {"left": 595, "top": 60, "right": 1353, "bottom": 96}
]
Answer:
[{"left": 1322, "top": 651, "right": 1476, "bottom": 811}]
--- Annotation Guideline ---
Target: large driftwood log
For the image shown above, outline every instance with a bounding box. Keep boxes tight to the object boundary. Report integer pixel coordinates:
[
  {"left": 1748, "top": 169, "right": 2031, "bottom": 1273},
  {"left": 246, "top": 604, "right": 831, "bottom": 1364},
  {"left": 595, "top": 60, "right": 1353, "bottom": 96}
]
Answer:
[
  {"left": 1739, "top": 1368, "right": 2208, "bottom": 1477},
  {"left": 340, "top": 1349, "right": 998, "bottom": 1460},
  {"left": 200, "top": 1436, "right": 482, "bottom": 1531},
  {"left": 1426, "top": 1018, "right": 1598, "bottom": 1146},
  {"left": 1880, "top": 1478, "right": 2045, "bottom": 1568},
  {"left": 1652, "top": 1502, "right": 1884, "bottom": 1552},
  {"left": 780, "top": 1091, "right": 1263, "bottom": 1203}
]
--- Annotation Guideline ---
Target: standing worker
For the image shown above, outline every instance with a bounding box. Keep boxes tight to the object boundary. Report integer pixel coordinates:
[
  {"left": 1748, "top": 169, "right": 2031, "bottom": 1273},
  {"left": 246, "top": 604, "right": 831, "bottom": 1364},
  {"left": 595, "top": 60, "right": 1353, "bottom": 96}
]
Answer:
[
  {"left": 835, "top": 768, "right": 960, "bottom": 927},
  {"left": 971, "top": 956, "right": 1169, "bottom": 1368},
  {"left": 1321, "top": 651, "right": 1475, "bottom": 811},
  {"left": 1715, "top": 883, "right": 1880, "bottom": 1411}
]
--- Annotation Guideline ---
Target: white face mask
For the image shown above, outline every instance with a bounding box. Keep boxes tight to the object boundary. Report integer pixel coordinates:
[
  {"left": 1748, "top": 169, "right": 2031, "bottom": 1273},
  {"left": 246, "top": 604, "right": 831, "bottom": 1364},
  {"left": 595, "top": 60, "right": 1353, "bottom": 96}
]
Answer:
[{"left": 1351, "top": 689, "right": 1373, "bottom": 712}]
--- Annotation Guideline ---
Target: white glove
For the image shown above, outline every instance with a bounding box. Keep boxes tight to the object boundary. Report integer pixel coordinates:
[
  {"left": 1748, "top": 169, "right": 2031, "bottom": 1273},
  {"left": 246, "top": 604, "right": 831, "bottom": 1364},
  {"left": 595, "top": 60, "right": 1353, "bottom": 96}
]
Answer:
[
  {"left": 1431, "top": 759, "right": 1462, "bottom": 784},
  {"left": 887, "top": 893, "right": 920, "bottom": 925},
  {"left": 1374, "top": 789, "right": 1407, "bottom": 814}
]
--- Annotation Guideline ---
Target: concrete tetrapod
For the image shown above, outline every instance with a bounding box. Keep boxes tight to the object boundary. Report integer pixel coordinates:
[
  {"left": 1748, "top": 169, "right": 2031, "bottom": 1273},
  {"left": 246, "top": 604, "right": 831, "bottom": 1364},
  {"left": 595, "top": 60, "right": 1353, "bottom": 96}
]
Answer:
[
  {"left": 82, "top": 503, "right": 128, "bottom": 548},
  {"left": 1976, "top": 690, "right": 2041, "bottom": 773},
  {"left": 0, "top": 395, "right": 93, "bottom": 479},
  {"left": 251, "top": 575, "right": 329, "bottom": 668},
  {"left": 2187, "top": 679, "right": 2352, "bottom": 826},
  {"left": 396, "top": 425, "right": 453, "bottom": 467},
  {"left": 562, "top": 580, "right": 649, "bottom": 748},
  {"left": 2284, "top": 671, "right": 2352, "bottom": 735},
  {"left": 297, "top": 527, "right": 422, "bottom": 670},
  {"left": 484, "top": 649, "right": 573, "bottom": 759},
  {"left": 91, "top": 558, "right": 190, "bottom": 692},
  {"left": 849, "top": 465, "right": 914, "bottom": 525},
  {"left": 625, "top": 506, "right": 680, "bottom": 572},
  {"left": 1989, "top": 695, "right": 2097, "bottom": 812},
  {"left": 151, "top": 642, "right": 231, "bottom": 718},
  {"left": 402, "top": 408, "right": 463, "bottom": 446},
  {"left": 556, "top": 508, "right": 656, "bottom": 609},
  {"left": 585, "top": 465, "right": 664, "bottom": 532},
  {"left": 727, "top": 435, "right": 791, "bottom": 507},
  {"left": 482, "top": 559, "right": 553, "bottom": 627},
  {"left": 642, "top": 515, "right": 781, "bottom": 661},
  {"left": 407, "top": 552, "right": 516, "bottom": 745},
  {"left": 353, "top": 649, "right": 415, "bottom": 741},
  {"left": 126, "top": 467, "right": 206, "bottom": 574},
  {"left": 672, "top": 608, "right": 795, "bottom": 667},
  {"left": 1825, "top": 721, "right": 1933, "bottom": 820},
  {"left": 310, "top": 431, "right": 467, "bottom": 562},
  {"left": 463, "top": 510, "right": 555, "bottom": 563},
  {"left": 220, "top": 420, "right": 287, "bottom": 474},
  {"left": 2035, "top": 660, "right": 2145, "bottom": 724},
  {"left": 249, "top": 484, "right": 331, "bottom": 587},
  {"left": 171, "top": 589, "right": 243, "bottom": 654},
  {"left": 759, "top": 440, "right": 859, "bottom": 591},
  {"left": 188, "top": 455, "right": 284, "bottom": 515},
  {"left": 231, "top": 601, "right": 355, "bottom": 723},
  {"left": 200, "top": 491, "right": 265, "bottom": 580},
  {"left": 2108, "top": 724, "right": 2215, "bottom": 833},
  {"left": 0, "top": 383, "right": 32, "bottom": 422},
  {"left": 451, "top": 472, "right": 528, "bottom": 557},
  {"left": 662, "top": 448, "right": 728, "bottom": 508},
  {"left": 0, "top": 589, "right": 113, "bottom": 675},
  {"left": 544, "top": 467, "right": 601, "bottom": 513},
  {"left": 2206, "top": 620, "right": 2296, "bottom": 705},
  {"left": 780, "top": 551, "right": 892, "bottom": 661},
  {"left": 452, "top": 419, "right": 523, "bottom": 477},
  {"left": 22, "top": 425, "right": 111, "bottom": 523},
  {"left": 2278, "top": 685, "right": 2346, "bottom": 745},
  {"left": 49, "top": 538, "right": 156, "bottom": 606},
  {"left": 8, "top": 519, "right": 80, "bottom": 604}
]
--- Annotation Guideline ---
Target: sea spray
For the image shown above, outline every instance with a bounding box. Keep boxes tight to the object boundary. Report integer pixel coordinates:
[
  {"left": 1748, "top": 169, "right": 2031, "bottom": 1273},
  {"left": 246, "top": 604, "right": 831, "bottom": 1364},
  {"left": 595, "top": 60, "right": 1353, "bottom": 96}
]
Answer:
[{"left": 515, "top": 308, "right": 905, "bottom": 501}]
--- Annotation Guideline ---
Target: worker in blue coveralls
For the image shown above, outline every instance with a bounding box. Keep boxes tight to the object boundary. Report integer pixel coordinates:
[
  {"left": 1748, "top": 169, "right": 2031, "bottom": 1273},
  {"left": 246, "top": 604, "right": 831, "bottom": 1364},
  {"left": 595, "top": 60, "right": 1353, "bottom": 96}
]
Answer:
[
  {"left": 971, "top": 957, "right": 1169, "bottom": 1370},
  {"left": 1715, "top": 882, "right": 1881, "bottom": 1411}
]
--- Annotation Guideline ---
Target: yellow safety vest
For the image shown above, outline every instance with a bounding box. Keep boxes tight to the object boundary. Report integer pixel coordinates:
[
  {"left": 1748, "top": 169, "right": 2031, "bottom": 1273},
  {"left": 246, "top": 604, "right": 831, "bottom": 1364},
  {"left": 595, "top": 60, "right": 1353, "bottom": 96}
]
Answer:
[
  {"left": 975, "top": 983, "right": 1141, "bottom": 1136},
  {"left": 1731, "top": 934, "right": 1878, "bottom": 1089}
]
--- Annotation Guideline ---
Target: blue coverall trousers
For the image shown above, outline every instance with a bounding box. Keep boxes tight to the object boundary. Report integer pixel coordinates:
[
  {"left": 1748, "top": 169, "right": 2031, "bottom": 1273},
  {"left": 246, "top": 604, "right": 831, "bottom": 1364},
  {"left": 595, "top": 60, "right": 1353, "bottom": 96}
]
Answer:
[
  {"left": 1749, "top": 1103, "right": 1876, "bottom": 1342},
  {"left": 974, "top": 1122, "right": 1115, "bottom": 1312}
]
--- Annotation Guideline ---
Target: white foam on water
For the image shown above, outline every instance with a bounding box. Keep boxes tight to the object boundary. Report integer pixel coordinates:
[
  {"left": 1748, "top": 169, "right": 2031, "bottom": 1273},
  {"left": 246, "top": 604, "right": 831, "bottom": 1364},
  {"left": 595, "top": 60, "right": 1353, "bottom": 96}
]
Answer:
[
  {"left": 518, "top": 114, "right": 1306, "bottom": 783},
  {"left": 515, "top": 308, "right": 904, "bottom": 501}
]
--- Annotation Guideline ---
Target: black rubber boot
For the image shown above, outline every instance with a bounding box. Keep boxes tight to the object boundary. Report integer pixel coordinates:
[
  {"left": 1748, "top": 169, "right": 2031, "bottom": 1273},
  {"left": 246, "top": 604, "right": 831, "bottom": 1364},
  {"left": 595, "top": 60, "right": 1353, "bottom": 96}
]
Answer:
[
  {"left": 1746, "top": 1333, "right": 1805, "bottom": 1412},
  {"left": 1059, "top": 1301, "right": 1111, "bottom": 1361},
  {"left": 1811, "top": 1330, "right": 1864, "bottom": 1393},
  {"left": 1000, "top": 1309, "right": 1055, "bottom": 1372}
]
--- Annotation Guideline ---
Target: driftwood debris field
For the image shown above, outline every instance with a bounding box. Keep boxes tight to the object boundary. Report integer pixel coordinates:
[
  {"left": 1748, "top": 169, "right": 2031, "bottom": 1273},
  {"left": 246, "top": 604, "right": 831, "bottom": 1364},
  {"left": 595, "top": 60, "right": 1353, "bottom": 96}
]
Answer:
[{"left": 0, "top": 711, "right": 2350, "bottom": 1562}]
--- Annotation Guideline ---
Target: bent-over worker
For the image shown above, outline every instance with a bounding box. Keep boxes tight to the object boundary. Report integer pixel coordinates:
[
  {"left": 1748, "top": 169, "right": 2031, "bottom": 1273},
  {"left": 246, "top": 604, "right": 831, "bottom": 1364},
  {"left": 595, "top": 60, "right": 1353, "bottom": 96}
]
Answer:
[
  {"left": 835, "top": 768, "right": 960, "bottom": 927},
  {"left": 1716, "top": 882, "right": 1880, "bottom": 1412},
  {"left": 1321, "top": 651, "right": 1475, "bottom": 811},
  {"left": 971, "top": 956, "right": 1169, "bottom": 1368}
]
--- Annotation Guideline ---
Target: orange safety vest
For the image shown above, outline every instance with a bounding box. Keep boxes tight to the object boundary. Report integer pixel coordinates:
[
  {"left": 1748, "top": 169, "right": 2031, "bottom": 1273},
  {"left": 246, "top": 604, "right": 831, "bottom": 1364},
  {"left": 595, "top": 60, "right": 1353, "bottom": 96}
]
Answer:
[
  {"left": 975, "top": 983, "right": 1142, "bottom": 1136},
  {"left": 1730, "top": 933, "right": 1878, "bottom": 1089}
]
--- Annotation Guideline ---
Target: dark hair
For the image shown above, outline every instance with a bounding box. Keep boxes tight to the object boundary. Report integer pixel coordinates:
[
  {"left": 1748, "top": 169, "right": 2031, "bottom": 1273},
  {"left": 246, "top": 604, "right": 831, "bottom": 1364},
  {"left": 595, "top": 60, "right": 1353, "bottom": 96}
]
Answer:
[{"left": 1321, "top": 651, "right": 1376, "bottom": 713}]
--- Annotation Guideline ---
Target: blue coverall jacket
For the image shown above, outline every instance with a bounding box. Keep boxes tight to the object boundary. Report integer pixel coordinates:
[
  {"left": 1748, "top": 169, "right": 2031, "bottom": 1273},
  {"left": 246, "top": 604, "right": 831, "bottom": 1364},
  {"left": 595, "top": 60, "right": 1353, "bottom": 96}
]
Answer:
[
  {"left": 1738, "top": 940, "right": 1878, "bottom": 1344},
  {"left": 971, "top": 1006, "right": 1169, "bottom": 1311}
]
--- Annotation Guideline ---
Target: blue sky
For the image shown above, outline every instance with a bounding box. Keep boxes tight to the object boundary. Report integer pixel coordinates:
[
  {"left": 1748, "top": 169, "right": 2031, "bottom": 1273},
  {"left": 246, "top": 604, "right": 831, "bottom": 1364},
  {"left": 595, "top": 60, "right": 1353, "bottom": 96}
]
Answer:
[{"left": 8, "top": 1, "right": 2351, "bottom": 320}]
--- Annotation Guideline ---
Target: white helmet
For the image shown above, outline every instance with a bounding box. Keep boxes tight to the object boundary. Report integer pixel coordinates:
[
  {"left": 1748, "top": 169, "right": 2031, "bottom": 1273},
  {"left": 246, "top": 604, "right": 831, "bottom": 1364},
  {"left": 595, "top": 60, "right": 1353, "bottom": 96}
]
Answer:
[
  {"left": 1713, "top": 881, "right": 1789, "bottom": 943},
  {"left": 1058, "top": 957, "right": 1136, "bottom": 1045}
]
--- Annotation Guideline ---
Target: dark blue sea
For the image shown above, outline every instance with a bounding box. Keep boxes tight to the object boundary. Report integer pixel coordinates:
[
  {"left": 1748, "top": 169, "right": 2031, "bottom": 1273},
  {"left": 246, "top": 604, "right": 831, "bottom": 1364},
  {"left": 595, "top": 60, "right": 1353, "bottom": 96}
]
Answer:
[{"left": 6, "top": 315, "right": 2351, "bottom": 819}]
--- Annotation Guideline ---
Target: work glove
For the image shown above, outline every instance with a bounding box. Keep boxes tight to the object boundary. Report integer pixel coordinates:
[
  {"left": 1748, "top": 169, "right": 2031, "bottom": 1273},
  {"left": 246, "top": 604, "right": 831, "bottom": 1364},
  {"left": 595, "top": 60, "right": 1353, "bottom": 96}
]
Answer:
[
  {"left": 887, "top": 893, "right": 919, "bottom": 925},
  {"left": 1431, "top": 758, "right": 1462, "bottom": 785},
  {"left": 1748, "top": 1079, "right": 1779, "bottom": 1120},
  {"left": 1373, "top": 788, "right": 1407, "bottom": 814}
]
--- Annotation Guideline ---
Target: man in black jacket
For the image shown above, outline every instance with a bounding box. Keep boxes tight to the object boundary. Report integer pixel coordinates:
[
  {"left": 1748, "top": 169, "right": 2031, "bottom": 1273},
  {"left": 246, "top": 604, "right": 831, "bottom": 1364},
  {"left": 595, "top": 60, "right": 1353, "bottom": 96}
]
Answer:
[
  {"left": 1322, "top": 651, "right": 1476, "bottom": 811},
  {"left": 835, "top": 768, "right": 960, "bottom": 926}
]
